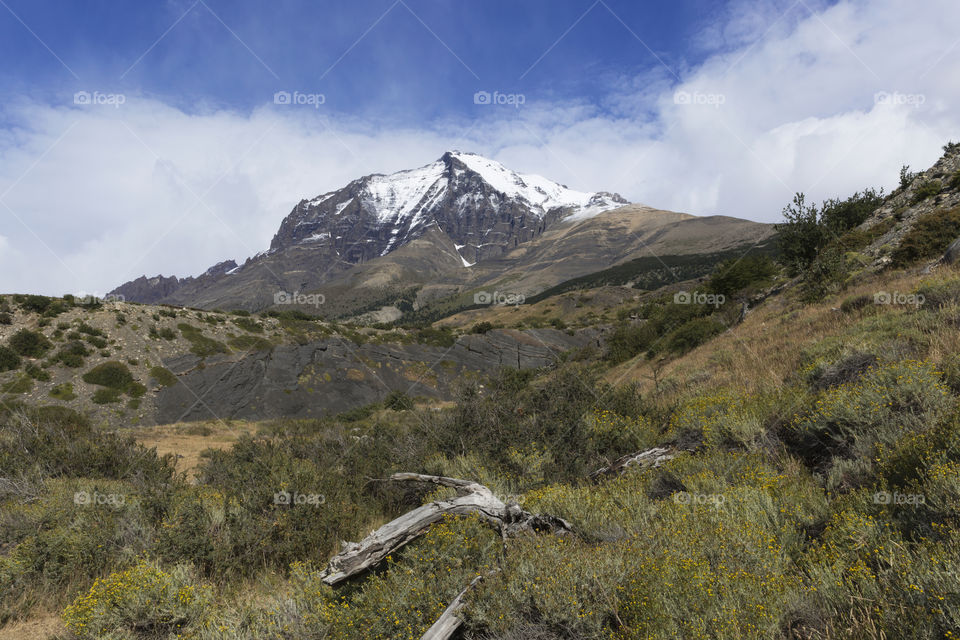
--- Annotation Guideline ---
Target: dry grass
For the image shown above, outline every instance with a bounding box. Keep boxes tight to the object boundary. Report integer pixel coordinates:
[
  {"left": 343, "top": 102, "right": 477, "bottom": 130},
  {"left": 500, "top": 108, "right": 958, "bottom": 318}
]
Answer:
[
  {"left": 0, "top": 614, "right": 65, "bottom": 640},
  {"left": 129, "top": 420, "right": 259, "bottom": 479},
  {"left": 607, "top": 264, "right": 960, "bottom": 395}
]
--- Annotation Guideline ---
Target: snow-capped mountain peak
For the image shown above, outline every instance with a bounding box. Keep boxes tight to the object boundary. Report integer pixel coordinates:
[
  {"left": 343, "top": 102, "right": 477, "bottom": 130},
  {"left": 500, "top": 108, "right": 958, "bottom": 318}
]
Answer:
[{"left": 269, "top": 152, "right": 628, "bottom": 265}]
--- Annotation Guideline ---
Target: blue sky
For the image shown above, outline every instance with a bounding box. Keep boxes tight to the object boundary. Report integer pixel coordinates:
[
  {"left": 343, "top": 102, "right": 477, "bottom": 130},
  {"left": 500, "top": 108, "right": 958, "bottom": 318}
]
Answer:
[
  {"left": 0, "top": 0, "right": 734, "bottom": 121},
  {"left": 0, "top": 0, "right": 958, "bottom": 295}
]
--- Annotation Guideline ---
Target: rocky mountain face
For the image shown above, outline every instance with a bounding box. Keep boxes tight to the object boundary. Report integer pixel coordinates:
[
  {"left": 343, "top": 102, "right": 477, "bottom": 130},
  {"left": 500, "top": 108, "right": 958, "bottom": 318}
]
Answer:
[
  {"left": 110, "top": 152, "right": 627, "bottom": 309},
  {"left": 109, "top": 260, "right": 238, "bottom": 305},
  {"left": 270, "top": 151, "right": 627, "bottom": 266}
]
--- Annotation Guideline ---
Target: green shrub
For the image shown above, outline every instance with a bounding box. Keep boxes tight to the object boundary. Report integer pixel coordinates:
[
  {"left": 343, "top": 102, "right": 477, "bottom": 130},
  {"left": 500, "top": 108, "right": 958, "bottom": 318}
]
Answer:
[
  {"left": 178, "top": 324, "right": 228, "bottom": 357},
  {"left": 84, "top": 335, "right": 108, "bottom": 349},
  {"left": 0, "top": 311, "right": 11, "bottom": 325},
  {"left": 91, "top": 388, "right": 123, "bottom": 404},
  {"left": 16, "top": 294, "right": 51, "bottom": 314},
  {"left": 82, "top": 361, "right": 134, "bottom": 389},
  {"left": 24, "top": 363, "right": 51, "bottom": 381},
  {"left": 890, "top": 206, "right": 960, "bottom": 267},
  {"left": 384, "top": 390, "right": 414, "bottom": 411},
  {"left": 232, "top": 316, "right": 263, "bottom": 333},
  {"left": 414, "top": 326, "right": 455, "bottom": 347},
  {"left": 54, "top": 341, "right": 89, "bottom": 368},
  {"left": 228, "top": 334, "right": 273, "bottom": 351},
  {"left": 788, "top": 360, "right": 952, "bottom": 476},
  {"left": 8, "top": 328, "right": 52, "bottom": 357},
  {"left": 470, "top": 321, "right": 494, "bottom": 334},
  {"left": 0, "top": 345, "right": 20, "bottom": 372},
  {"left": 76, "top": 322, "right": 105, "bottom": 337},
  {"left": 63, "top": 560, "right": 212, "bottom": 639},
  {"left": 605, "top": 322, "right": 657, "bottom": 363},
  {"left": 706, "top": 254, "right": 777, "bottom": 297},
  {"left": 0, "top": 374, "right": 32, "bottom": 394},
  {"left": 912, "top": 179, "right": 943, "bottom": 203},
  {"left": 839, "top": 294, "right": 873, "bottom": 313},
  {"left": 49, "top": 382, "right": 76, "bottom": 401},
  {"left": 664, "top": 317, "right": 725, "bottom": 354},
  {"left": 149, "top": 366, "right": 179, "bottom": 388},
  {"left": 949, "top": 170, "right": 960, "bottom": 191}
]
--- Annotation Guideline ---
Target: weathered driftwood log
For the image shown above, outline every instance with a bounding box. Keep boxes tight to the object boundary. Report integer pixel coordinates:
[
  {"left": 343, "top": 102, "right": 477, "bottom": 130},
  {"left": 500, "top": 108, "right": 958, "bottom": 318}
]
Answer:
[
  {"left": 589, "top": 446, "right": 674, "bottom": 480},
  {"left": 420, "top": 574, "right": 484, "bottom": 640},
  {"left": 319, "top": 473, "right": 572, "bottom": 585}
]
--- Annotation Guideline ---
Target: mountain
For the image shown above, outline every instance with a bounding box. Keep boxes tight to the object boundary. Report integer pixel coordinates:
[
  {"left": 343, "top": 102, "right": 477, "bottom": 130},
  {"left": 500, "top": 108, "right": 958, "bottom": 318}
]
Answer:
[
  {"left": 110, "top": 151, "right": 770, "bottom": 316},
  {"left": 270, "top": 151, "right": 627, "bottom": 264}
]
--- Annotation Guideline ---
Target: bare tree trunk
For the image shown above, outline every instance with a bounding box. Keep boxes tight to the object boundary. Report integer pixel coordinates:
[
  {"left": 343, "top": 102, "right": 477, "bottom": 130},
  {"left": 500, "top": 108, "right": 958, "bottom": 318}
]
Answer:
[
  {"left": 420, "top": 574, "right": 484, "bottom": 640},
  {"left": 319, "top": 473, "right": 572, "bottom": 585},
  {"left": 589, "top": 446, "right": 674, "bottom": 480}
]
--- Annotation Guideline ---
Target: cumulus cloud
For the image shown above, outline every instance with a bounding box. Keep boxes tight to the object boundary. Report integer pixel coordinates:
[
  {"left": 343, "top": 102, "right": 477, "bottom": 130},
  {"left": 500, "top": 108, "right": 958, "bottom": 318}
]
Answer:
[{"left": 0, "top": 0, "right": 958, "bottom": 295}]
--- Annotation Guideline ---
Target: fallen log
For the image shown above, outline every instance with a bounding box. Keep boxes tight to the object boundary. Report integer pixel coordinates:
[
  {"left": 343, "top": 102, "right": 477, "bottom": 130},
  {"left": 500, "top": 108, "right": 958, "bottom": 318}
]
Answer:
[
  {"left": 589, "top": 446, "right": 674, "bottom": 480},
  {"left": 420, "top": 574, "right": 485, "bottom": 640},
  {"left": 319, "top": 473, "right": 572, "bottom": 585}
]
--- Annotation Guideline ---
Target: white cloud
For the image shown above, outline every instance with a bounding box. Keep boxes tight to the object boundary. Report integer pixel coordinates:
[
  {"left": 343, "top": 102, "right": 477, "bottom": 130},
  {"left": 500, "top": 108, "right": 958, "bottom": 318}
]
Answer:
[{"left": 0, "top": 0, "right": 958, "bottom": 296}]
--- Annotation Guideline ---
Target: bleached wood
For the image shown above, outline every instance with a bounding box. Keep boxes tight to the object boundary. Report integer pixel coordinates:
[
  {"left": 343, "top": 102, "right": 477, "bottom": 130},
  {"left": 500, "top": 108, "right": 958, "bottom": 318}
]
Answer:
[{"left": 319, "top": 473, "right": 571, "bottom": 585}]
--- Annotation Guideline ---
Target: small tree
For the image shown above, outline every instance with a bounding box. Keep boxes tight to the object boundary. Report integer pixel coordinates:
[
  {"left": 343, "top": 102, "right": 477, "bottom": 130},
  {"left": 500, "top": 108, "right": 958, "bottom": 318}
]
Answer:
[{"left": 775, "top": 193, "right": 825, "bottom": 275}]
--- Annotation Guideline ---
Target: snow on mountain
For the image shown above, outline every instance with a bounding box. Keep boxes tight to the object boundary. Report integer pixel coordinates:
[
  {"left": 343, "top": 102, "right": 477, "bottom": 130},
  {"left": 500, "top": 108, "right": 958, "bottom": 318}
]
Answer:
[
  {"left": 269, "top": 151, "right": 629, "bottom": 268},
  {"left": 449, "top": 152, "right": 618, "bottom": 216},
  {"left": 331, "top": 151, "right": 625, "bottom": 231}
]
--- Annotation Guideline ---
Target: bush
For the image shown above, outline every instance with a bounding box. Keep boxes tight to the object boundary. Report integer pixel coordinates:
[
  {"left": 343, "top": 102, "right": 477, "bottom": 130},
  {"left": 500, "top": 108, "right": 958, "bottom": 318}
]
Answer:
[
  {"left": 149, "top": 366, "right": 179, "bottom": 388},
  {"left": 8, "top": 328, "right": 52, "bottom": 357},
  {"left": 178, "top": 324, "right": 228, "bottom": 357},
  {"left": 91, "top": 388, "right": 123, "bottom": 404},
  {"left": 664, "top": 317, "right": 725, "bottom": 354},
  {"left": 82, "top": 361, "right": 134, "bottom": 389},
  {"left": 49, "top": 382, "right": 76, "bottom": 401},
  {"left": 76, "top": 322, "right": 105, "bottom": 337},
  {"left": 470, "top": 321, "right": 494, "bottom": 334},
  {"left": 912, "top": 179, "right": 943, "bottom": 203},
  {"left": 0, "top": 345, "right": 20, "bottom": 372},
  {"left": 788, "top": 360, "right": 952, "bottom": 475},
  {"left": 384, "top": 390, "right": 414, "bottom": 411},
  {"left": 775, "top": 189, "right": 883, "bottom": 275},
  {"left": 232, "top": 316, "right": 263, "bottom": 333},
  {"left": 0, "top": 312, "right": 11, "bottom": 325},
  {"left": 54, "top": 341, "right": 89, "bottom": 368},
  {"left": 16, "top": 294, "right": 51, "bottom": 314},
  {"left": 605, "top": 322, "right": 657, "bottom": 363},
  {"left": 706, "top": 255, "right": 777, "bottom": 297},
  {"left": 229, "top": 334, "right": 273, "bottom": 351},
  {"left": 890, "top": 206, "right": 960, "bottom": 267},
  {"left": 0, "top": 374, "right": 32, "bottom": 394},
  {"left": 24, "top": 363, "right": 51, "bottom": 381},
  {"left": 63, "top": 560, "right": 212, "bottom": 639}
]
